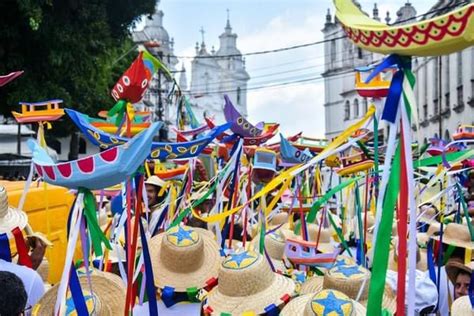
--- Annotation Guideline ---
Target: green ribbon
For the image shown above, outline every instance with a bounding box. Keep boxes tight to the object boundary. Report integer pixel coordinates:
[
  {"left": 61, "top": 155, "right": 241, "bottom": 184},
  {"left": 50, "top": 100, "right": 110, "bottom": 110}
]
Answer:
[
  {"left": 107, "top": 99, "right": 127, "bottom": 127},
  {"left": 306, "top": 176, "right": 362, "bottom": 223},
  {"left": 456, "top": 182, "right": 474, "bottom": 241},
  {"left": 80, "top": 188, "right": 112, "bottom": 257},
  {"left": 414, "top": 150, "right": 474, "bottom": 168},
  {"left": 327, "top": 211, "right": 352, "bottom": 257},
  {"left": 367, "top": 144, "right": 401, "bottom": 316}
]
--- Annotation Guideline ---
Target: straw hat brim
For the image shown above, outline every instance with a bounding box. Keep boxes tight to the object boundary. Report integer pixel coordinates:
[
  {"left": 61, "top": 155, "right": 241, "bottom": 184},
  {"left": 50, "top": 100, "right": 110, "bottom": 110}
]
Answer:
[
  {"left": 280, "top": 293, "right": 366, "bottom": 316},
  {"left": 451, "top": 295, "right": 474, "bottom": 315},
  {"left": 431, "top": 235, "right": 474, "bottom": 250},
  {"left": 0, "top": 205, "right": 27, "bottom": 234},
  {"left": 301, "top": 275, "right": 396, "bottom": 313},
  {"left": 34, "top": 271, "right": 125, "bottom": 316},
  {"left": 445, "top": 260, "right": 472, "bottom": 284},
  {"left": 388, "top": 249, "right": 428, "bottom": 272},
  {"left": 300, "top": 276, "right": 324, "bottom": 294},
  {"left": 206, "top": 272, "right": 295, "bottom": 315},
  {"left": 149, "top": 232, "right": 220, "bottom": 292}
]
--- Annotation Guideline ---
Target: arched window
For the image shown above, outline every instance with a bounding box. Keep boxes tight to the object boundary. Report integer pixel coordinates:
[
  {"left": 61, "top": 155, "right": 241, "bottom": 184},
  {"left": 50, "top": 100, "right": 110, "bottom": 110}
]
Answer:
[
  {"left": 344, "top": 100, "right": 350, "bottom": 120},
  {"left": 237, "top": 87, "right": 241, "bottom": 105},
  {"left": 362, "top": 98, "right": 368, "bottom": 114},
  {"left": 353, "top": 99, "right": 359, "bottom": 118}
]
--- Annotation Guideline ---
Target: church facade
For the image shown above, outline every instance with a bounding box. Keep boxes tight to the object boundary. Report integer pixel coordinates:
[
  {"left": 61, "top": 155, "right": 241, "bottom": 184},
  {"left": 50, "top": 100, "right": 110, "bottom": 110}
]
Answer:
[
  {"left": 322, "top": 1, "right": 474, "bottom": 144},
  {"left": 132, "top": 1, "right": 250, "bottom": 132}
]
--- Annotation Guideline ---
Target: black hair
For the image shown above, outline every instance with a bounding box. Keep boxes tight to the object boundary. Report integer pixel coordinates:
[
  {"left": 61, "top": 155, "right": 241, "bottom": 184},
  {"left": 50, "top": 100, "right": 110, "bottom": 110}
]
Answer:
[{"left": 0, "top": 271, "right": 27, "bottom": 316}]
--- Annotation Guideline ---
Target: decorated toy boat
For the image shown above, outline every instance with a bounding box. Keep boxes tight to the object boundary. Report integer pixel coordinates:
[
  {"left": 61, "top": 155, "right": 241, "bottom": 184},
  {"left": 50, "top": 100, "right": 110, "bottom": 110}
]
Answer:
[
  {"left": 280, "top": 133, "right": 313, "bottom": 165},
  {"left": 252, "top": 148, "right": 277, "bottom": 184},
  {"left": 224, "top": 94, "right": 263, "bottom": 137},
  {"left": 89, "top": 112, "right": 150, "bottom": 136},
  {"left": 427, "top": 137, "right": 463, "bottom": 156},
  {"left": 285, "top": 238, "right": 339, "bottom": 267},
  {"left": 334, "top": 0, "right": 474, "bottom": 57},
  {"left": 173, "top": 123, "right": 210, "bottom": 137},
  {"left": 291, "top": 136, "right": 327, "bottom": 154},
  {"left": 29, "top": 122, "right": 161, "bottom": 190},
  {"left": 355, "top": 66, "right": 393, "bottom": 98},
  {"left": 66, "top": 108, "right": 229, "bottom": 161},
  {"left": 155, "top": 165, "right": 188, "bottom": 181},
  {"left": 98, "top": 110, "right": 151, "bottom": 122},
  {"left": 337, "top": 152, "right": 374, "bottom": 176},
  {"left": 453, "top": 124, "right": 474, "bottom": 141},
  {"left": 12, "top": 99, "right": 65, "bottom": 123}
]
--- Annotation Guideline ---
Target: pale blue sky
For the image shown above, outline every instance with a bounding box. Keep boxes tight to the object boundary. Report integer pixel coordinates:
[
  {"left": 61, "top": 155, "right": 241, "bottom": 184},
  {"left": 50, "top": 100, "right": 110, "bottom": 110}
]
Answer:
[{"left": 137, "top": 1, "right": 434, "bottom": 137}]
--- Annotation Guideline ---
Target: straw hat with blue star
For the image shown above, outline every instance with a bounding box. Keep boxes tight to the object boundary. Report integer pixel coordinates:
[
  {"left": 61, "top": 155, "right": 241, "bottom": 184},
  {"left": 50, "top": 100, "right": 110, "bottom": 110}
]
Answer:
[
  {"left": 204, "top": 249, "right": 296, "bottom": 315},
  {"left": 280, "top": 289, "right": 366, "bottom": 315},
  {"left": 149, "top": 224, "right": 220, "bottom": 292}
]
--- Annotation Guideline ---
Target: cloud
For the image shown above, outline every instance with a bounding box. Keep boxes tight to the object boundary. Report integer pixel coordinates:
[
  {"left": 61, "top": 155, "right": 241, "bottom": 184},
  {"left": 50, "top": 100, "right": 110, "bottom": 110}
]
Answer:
[{"left": 238, "top": 9, "right": 328, "bottom": 138}]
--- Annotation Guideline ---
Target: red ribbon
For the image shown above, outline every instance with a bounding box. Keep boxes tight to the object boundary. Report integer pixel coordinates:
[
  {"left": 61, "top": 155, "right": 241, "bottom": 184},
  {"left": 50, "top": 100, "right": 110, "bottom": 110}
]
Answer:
[{"left": 12, "top": 227, "right": 32, "bottom": 268}]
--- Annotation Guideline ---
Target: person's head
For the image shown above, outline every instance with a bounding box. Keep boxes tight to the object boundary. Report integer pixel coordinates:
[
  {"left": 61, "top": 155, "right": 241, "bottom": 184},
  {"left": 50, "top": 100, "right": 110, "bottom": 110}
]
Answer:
[
  {"left": 0, "top": 271, "right": 27, "bottom": 316},
  {"left": 454, "top": 270, "right": 471, "bottom": 299},
  {"left": 145, "top": 176, "right": 167, "bottom": 207}
]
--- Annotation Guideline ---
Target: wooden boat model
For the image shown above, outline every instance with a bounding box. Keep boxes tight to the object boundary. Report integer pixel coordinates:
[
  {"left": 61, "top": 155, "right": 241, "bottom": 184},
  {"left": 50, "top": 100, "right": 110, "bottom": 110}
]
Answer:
[
  {"left": 66, "top": 109, "right": 229, "bottom": 161},
  {"left": 334, "top": 0, "right": 474, "bottom": 57},
  {"left": 285, "top": 238, "right": 339, "bottom": 267},
  {"left": 223, "top": 94, "right": 263, "bottom": 137},
  {"left": 355, "top": 66, "right": 392, "bottom": 98},
  {"left": 0, "top": 71, "right": 23, "bottom": 87},
  {"left": 337, "top": 152, "right": 374, "bottom": 176},
  {"left": 280, "top": 133, "right": 313, "bottom": 165},
  {"left": 12, "top": 99, "right": 64, "bottom": 123},
  {"left": 453, "top": 125, "right": 474, "bottom": 141},
  {"left": 29, "top": 122, "right": 161, "bottom": 190},
  {"left": 291, "top": 136, "right": 327, "bottom": 154}
]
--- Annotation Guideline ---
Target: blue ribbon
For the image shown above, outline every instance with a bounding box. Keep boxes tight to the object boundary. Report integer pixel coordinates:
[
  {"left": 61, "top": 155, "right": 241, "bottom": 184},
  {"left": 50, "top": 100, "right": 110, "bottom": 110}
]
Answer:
[
  {"left": 364, "top": 54, "right": 410, "bottom": 124},
  {"left": 0, "top": 233, "right": 11, "bottom": 262},
  {"left": 161, "top": 286, "right": 194, "bottom": 308},
  {"left": 139, "top": 218, "right": 158, "bottom": 316},
  {"left": 469, "top": 270, "right": 474, "bottom": 308},
  {"left": 151, "top": 205, "right": 169, "bottom": 237},
  {"left": 69, "top": 264, "right": 88, "bottom": 316}
]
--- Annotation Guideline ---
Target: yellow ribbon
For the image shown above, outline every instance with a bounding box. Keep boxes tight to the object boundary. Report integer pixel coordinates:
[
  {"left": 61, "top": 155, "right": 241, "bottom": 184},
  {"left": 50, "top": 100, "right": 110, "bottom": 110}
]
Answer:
[{"left": 193, "top": 106, "right": 375, "bottom": 223}]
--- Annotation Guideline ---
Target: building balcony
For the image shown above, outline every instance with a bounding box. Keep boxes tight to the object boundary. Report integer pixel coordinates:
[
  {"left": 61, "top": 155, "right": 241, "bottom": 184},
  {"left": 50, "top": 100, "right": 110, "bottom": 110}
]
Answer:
[
  {"left": 441, "top": 107, "right": 451, "bottom": 119},
  {"left": 420, "top": 119, "right": 429, "bottom": 127},
  {"left": 453, "top": 102, "right": 464, "bottom": 113},
  {"left": 429, "top": 114, "right": 440, "bottom": 123}
]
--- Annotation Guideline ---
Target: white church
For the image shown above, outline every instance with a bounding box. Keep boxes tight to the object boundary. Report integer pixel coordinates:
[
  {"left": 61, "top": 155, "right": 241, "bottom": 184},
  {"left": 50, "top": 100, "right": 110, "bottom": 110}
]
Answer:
[
  {"left": 322, "top": 0, "right": 474, "bottom": 144},
  {"left": 132, "top": 1, "right": 250, "bottom": 130}
]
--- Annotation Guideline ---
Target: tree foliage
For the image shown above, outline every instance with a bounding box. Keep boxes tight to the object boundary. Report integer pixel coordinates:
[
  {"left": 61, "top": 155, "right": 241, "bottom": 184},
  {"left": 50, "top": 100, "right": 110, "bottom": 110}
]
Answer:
[{"left": 0, "top": 0, "right": 155, "bottom": 139}]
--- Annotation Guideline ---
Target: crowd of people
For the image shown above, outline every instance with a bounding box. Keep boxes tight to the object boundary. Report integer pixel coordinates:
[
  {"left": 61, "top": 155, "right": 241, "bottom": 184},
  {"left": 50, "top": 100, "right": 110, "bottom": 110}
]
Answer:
[{"left": 0, "top": 168, "right": 472, "bottom": 315}]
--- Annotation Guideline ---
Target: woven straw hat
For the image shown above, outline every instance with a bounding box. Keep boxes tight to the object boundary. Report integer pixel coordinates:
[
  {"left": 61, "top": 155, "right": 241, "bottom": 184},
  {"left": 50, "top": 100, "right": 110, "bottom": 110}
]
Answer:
[
  {"left": 388, "top": 237, "right": 426, "bottom": 271},
  {"left": 298, "top": 223, "right": 337, "bottom": 253},
  {"left": 0, "top": 186, "right": 27, "bottom": 234},
  {"left": 145, "top": 175, "right": 166, "bottom": 188},
  {"left": 431, "top": 223, "right": 474, "bottom": 249},
  {"left": 149, "top": 225, "right": 220, "bottom": 292},
  {"left": 451, "top": 295, "right": 474, "bottom": 315},
  {"left": 205, "top": 250, "right": 295, "bottom": 315},
  {"left": 445, "top": 258, "right": 474, "bottom": 284},
  {"left": 33, "top": 270, "right": 125, "bottom": 316},
  {"left": 270, "top": 212, "right": 289, "bottom": 226},
  {"left": 322, "top": 264, "right": 396, "bottom": 313},
  {"left": 250, "top": 229, "right": 288, "bottom": 272},
  {"left": 418, "top": 204, "right": 439, "bottom": 224},
  {"left": 417, "top": 222, "right": 441, "bottom": 246},
  {"left": 280, "top": 290, "right": 366, "bottom": 316},
  {"left": 300, "top": 256, "right": 356, "bottom": 294}
]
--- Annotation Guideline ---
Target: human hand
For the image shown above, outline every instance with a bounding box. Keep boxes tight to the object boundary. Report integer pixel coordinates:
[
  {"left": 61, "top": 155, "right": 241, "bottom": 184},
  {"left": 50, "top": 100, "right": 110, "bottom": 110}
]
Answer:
[{"left": 27, "top": 237, "right": 47, "bottom": 270}]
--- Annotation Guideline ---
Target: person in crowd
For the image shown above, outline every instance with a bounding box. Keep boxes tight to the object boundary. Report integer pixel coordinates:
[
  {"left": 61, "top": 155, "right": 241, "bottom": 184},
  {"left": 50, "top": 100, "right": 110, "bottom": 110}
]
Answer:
[
  {"left": 445, "top": 257, "right": 473, "bottom": 300},
  {"left": 144, "top": 175, "right": 168, "bottom": 234},
  {"left": 0, "top": 271, "right": 28, "bottom": 316}
]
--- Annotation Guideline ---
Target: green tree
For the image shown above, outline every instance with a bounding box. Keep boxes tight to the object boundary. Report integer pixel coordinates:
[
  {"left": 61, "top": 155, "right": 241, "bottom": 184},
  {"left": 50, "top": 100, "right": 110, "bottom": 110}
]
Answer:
[{"left": 0, "top": 0, "right": 155, "bottom": 158}]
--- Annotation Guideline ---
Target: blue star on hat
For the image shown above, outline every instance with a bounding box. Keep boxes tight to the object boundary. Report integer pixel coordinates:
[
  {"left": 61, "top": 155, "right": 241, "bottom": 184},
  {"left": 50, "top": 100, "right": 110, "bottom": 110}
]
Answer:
[
  {"left": 66, "top": 295, "right": 94, "bottom": 314},
  {"left": 312, "top": 291, "right": 351, "bottom": 315},
  {"left": 333, "top": 265, "right": 363, "bottom": 277},
  {"left": 333, "top": 258, "right": 348, "bottom": 268},
  {"left": 168, "top": 226, "right": 196, "bottom": 245},
  {"left": 226, "top": 251, "right": 256, "bottom": 268}
]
